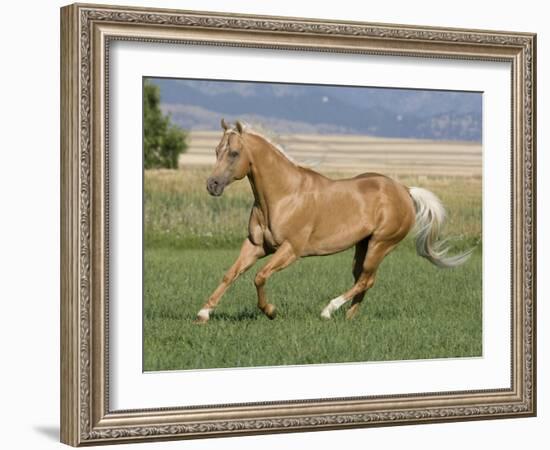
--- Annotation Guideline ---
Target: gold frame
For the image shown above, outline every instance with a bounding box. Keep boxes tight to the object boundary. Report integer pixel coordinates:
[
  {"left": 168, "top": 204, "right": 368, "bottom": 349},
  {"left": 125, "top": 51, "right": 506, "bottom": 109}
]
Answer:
[{"left": 60, "top": 3, "right": 536, "bottom": 446}]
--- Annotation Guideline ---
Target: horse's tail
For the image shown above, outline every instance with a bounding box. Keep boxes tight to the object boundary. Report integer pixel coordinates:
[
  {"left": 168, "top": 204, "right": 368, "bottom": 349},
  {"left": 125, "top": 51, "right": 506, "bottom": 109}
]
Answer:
[{"left": 409, "top": 187, "right": 472, "bottom": 268}]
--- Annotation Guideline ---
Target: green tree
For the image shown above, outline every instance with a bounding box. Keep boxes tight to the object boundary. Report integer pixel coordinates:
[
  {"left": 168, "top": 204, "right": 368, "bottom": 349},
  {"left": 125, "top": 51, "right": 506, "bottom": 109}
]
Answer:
[{"left": 143, "top": 80, "right": 187, "bottom": 169}]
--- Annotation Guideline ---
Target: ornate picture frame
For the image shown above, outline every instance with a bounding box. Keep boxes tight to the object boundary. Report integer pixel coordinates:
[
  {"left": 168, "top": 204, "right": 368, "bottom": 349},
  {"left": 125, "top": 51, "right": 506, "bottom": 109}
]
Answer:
[{"left": 60, "top": 3, "right": 536, "bottom": 446}]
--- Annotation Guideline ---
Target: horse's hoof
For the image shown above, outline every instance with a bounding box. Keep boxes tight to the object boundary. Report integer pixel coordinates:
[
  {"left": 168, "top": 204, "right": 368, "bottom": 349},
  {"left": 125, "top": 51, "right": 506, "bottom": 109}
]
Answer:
[
  {"left": 264, "top": 304, "right": 276, "bottom": 319},
  {"left": 193, "top": 312, "right": 210, "bottom": 324},
  {"left": 193, "top": 317, "right": 209, "bottom": 325},
  {"left": 194, "top": 308, "right": 212, "bottom": 324},
  {"left": 320, "top": 309, "right": 332, "bottom": 320}
]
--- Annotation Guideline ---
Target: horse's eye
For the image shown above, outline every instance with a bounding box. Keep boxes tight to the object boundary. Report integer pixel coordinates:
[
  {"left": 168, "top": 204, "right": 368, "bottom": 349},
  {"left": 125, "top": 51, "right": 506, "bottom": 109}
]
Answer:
[{"left": 229, "top": 150, "right": 239, "bottom": 159}]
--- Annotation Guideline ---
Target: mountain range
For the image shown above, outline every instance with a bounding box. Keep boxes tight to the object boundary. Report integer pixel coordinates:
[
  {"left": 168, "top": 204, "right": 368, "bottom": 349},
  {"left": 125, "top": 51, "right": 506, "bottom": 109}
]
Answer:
[{"left": 152, "top": 78, "right": 482, "bottom": 141}]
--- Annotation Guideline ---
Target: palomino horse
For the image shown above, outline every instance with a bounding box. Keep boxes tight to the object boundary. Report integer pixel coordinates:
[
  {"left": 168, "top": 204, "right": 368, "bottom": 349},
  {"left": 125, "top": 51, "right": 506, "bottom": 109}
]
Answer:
[{"left": 196, "top": 119, "right": 471, "bottom": 323}]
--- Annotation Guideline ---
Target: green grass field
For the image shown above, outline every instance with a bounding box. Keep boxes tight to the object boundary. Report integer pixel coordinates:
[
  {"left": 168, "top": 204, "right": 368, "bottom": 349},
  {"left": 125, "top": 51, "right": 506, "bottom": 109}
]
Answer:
[{"left": 144, "top": 168, "right": 482, "bottom": 371}]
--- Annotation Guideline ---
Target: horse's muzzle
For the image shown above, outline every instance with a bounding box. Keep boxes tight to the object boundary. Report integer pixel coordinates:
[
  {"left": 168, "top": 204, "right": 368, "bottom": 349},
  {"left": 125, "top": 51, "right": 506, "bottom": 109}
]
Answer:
[{"left": 206, "top": 176, "right": 227, "bottom": 196}]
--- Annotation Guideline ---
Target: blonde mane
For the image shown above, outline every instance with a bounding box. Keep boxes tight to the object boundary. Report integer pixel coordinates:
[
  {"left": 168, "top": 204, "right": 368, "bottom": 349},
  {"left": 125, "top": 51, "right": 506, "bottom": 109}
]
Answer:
[{"left": 238, "top": 123, "right": 299, "bottom": 166}]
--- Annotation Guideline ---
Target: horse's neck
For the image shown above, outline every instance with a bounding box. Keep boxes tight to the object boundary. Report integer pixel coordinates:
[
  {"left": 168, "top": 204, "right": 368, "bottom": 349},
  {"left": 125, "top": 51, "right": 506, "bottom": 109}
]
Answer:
[{"left": 246, "top": 134, "right": 302, "bottom": 220}]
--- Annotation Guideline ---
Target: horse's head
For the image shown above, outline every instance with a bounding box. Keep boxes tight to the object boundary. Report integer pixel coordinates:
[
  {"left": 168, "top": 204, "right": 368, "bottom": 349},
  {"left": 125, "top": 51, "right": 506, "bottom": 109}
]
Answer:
[{"left": 206, "top": 119, "right": 251, "bottom": 196}]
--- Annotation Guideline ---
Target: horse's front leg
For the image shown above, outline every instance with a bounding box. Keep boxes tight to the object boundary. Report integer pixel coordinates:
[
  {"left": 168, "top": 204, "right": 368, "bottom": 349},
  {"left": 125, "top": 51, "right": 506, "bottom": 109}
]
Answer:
[
  {"left": 254, "top": 241, "right": 298, "bottom": 319},
  {"left": 195, "top": 238, "right": 265, "bottom": 323}
]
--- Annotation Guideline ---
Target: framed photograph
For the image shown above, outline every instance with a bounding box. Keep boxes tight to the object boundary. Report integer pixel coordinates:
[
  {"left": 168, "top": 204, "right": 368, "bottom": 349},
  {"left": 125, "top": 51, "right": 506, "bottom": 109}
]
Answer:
[{"left": 60, "top": 3, "right": 536, "bottom": 446}]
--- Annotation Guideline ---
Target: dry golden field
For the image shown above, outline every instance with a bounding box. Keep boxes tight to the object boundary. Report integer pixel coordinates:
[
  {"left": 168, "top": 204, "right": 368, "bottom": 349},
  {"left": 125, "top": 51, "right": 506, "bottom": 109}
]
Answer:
[{"left": 180, "top": 131, "right": 482, "bottom": 178}]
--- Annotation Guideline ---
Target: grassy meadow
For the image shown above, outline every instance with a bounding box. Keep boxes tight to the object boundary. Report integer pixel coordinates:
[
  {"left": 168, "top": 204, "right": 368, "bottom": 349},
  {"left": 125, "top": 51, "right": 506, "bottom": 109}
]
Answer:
[{"left": 144, "top": 168, "right": 482, "bottom": 371}]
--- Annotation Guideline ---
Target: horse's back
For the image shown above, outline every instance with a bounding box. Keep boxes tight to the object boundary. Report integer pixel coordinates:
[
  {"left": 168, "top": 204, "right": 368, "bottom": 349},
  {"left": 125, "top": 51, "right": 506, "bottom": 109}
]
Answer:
[
  {"left": 333, "top": 172, "right": 408, "bottom": 198},
  {"left": 353, "top": 172, "right": 386, "bottom": 180},
  {"left": 353, "top": 172, "right": 409, "bottom": 196}
]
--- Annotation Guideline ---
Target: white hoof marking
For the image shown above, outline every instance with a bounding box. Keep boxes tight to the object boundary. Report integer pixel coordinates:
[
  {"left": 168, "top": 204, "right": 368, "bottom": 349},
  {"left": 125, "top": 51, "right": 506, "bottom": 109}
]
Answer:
[
  {"left": 197, "top": 308, "right": 212, "bottom": 321},
  {"left": 320, "top": 296, "right": 347, "bottom": 319}
]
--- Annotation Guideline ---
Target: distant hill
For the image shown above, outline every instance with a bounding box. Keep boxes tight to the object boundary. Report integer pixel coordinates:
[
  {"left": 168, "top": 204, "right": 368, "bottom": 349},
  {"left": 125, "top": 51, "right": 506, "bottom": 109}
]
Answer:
[{"left": 152, "top": 78, "right": 482, "bottom": 141}]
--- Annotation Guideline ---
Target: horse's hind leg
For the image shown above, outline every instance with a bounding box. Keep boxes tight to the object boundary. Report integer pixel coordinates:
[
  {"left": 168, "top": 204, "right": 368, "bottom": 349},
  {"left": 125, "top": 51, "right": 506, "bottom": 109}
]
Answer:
[
  {"left": 321, "top": 238, "right": 397, "bottom": 320},
  {"left": 345, "top": 239, "right": 369, "bottom": 319},
  {"left": 195, "top": 238, "right": 265, "bottom": 323},
  {"left": 254, "top": 241, "right": 297, "bottom": 319}
]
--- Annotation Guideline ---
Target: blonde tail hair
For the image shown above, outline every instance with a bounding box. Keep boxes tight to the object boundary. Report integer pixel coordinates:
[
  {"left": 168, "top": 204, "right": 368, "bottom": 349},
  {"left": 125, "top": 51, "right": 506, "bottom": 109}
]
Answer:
[{"left": 409, "top": 187, "right": 473, "bottom": 268}]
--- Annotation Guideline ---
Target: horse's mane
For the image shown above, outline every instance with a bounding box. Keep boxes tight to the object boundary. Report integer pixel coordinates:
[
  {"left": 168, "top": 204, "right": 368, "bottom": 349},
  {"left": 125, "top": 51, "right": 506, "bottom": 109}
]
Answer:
[{"left": 237, "top": 122, "right": 299, "bottom": 167}]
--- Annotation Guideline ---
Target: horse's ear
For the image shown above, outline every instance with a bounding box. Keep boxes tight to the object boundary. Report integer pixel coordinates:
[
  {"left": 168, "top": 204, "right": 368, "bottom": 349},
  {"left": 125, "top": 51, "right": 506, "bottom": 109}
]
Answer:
[
  {"left": 235, "top": 120, "right": 245, "bottom": 134},
  {"left": 221, "top": 118, "right": 229, "bottom": 130}
]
